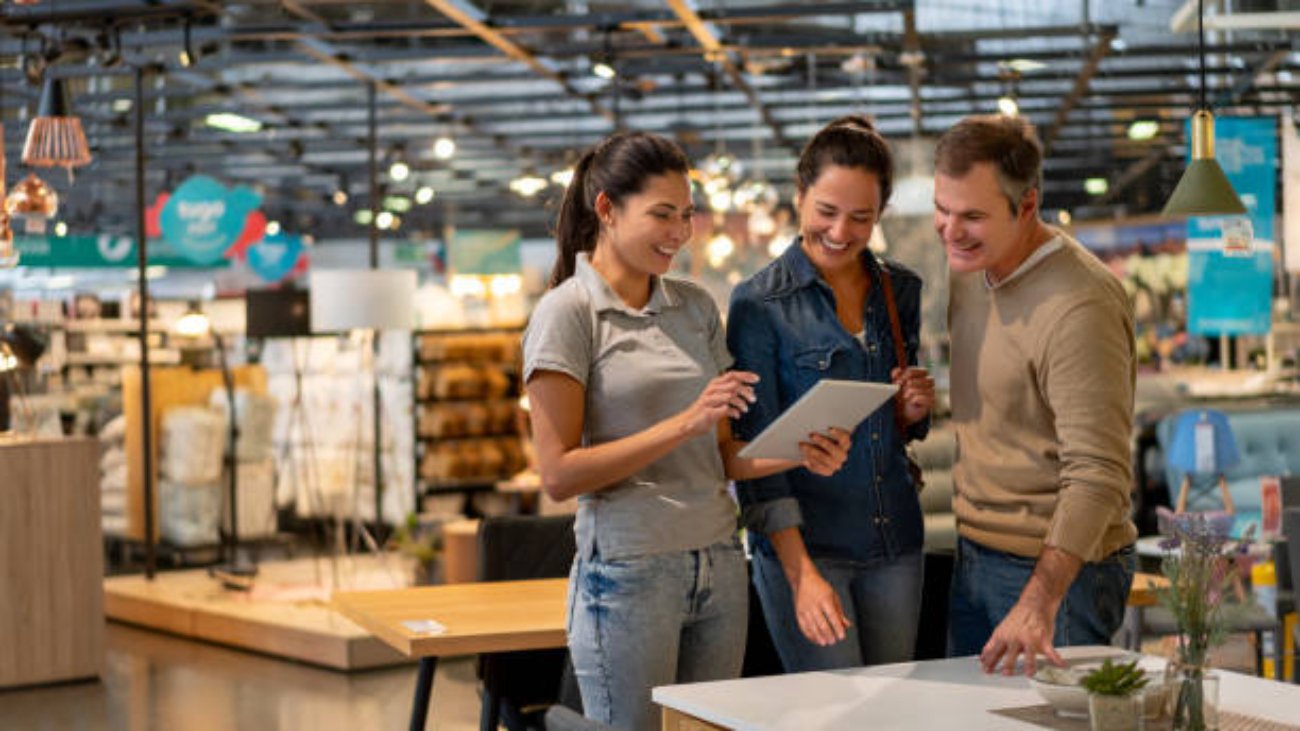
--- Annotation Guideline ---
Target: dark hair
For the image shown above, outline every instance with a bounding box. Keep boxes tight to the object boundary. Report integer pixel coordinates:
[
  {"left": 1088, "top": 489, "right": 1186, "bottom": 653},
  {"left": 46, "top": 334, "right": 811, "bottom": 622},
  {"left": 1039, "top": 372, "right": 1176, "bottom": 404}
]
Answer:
[
  {"left": 935, "top": 114, "right": 1043, "bottom": 215},
  {"left": 795, "top": 115, "right": 893, "bottom": 208},
  {"left": 549, "top": 131, "right": 690, "bottom": 288}
]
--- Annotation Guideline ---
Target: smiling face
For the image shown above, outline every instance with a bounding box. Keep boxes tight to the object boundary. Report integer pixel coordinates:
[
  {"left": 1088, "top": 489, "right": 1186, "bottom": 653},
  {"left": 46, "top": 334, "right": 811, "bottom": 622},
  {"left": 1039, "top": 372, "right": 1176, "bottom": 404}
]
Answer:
[
  {"left": 795, "top": 164, "right": 882, "bottom": 278},
  {"left": 596, "top": 172, "right": 694, "bottom": 277},
  {"left": 933, "top": 161, "right": 1039, "bottom": 282}
]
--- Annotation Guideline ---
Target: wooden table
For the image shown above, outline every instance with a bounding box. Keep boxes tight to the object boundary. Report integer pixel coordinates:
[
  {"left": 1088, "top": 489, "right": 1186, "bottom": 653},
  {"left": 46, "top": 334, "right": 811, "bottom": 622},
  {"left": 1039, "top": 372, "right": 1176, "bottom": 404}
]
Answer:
[
  {"left": 333, "top": 577, "right": 567, "bottom": 731},
  {"left": 654, "top": 646, "right": 1300, "bottom": 730}
]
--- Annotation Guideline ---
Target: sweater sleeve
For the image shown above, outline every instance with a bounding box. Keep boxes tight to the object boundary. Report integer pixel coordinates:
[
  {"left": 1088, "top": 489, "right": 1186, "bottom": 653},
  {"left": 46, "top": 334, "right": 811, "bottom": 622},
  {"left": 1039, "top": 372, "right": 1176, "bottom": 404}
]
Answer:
[{"left": 1039, "top": 293, "right": 1136, "bottom": 561}]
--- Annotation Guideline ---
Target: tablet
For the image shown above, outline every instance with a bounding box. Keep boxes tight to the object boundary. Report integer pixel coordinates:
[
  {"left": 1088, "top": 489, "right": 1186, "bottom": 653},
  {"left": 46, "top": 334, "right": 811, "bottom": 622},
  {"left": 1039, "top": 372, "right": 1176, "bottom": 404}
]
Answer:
[{"left": 737, "top": 379, "right": 898, "bottom": 461}]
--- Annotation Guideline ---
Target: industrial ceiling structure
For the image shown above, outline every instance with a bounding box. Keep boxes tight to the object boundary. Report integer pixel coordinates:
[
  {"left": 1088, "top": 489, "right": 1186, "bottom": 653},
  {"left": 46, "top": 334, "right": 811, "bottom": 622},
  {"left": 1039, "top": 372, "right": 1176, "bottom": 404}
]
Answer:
[{"left": 1, "top": 0, "right": 1298, "bottom": 242}]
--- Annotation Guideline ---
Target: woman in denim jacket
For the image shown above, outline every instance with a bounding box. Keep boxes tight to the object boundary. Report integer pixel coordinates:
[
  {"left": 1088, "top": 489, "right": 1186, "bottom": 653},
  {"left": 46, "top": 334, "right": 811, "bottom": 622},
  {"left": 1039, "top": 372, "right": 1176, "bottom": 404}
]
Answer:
[
  {"left": 727, "top": 116, "right": 936, "bottom": 672},
  {"left": 523, "top": 131, "right": 851, "bottom": 730}
]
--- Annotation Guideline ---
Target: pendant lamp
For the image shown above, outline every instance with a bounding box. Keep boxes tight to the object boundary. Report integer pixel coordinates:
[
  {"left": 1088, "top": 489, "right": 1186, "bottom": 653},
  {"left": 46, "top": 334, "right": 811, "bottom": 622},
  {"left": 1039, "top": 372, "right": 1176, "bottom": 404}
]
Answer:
[
  {"left": 1162, "top": 0, "right": 1246, "bottom": 217},
  {"left": 0, "top": 122, "right": 15, "bottom": 268},
  {"left": 5, "top": 173, "right": 59, "bottom": 235},
  {"left": 22, "top": 77, "right": 93, "bottom": 181}
]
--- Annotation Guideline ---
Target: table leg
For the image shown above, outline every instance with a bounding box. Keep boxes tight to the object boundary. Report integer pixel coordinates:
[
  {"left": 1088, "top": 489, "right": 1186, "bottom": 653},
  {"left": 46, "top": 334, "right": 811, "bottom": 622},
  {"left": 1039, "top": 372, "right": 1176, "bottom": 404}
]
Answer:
[{"left": 409, "top": 656, "right": 438, "bottom": 731}]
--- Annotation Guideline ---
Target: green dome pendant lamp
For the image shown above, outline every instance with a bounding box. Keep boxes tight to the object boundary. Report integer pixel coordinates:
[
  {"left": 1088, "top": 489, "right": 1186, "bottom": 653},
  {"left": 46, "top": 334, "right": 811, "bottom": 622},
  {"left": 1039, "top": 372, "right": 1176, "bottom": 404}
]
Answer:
[{"left": 1162, "top": 0, "right": 1246, "bottom": 217}]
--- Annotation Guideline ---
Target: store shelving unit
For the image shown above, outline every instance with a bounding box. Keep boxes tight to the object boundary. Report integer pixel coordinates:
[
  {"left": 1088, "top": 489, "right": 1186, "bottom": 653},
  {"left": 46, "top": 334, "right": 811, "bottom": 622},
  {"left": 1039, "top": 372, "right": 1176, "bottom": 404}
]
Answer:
[{"left": 411, "top": 328, "right": 528, "bottom": 505}]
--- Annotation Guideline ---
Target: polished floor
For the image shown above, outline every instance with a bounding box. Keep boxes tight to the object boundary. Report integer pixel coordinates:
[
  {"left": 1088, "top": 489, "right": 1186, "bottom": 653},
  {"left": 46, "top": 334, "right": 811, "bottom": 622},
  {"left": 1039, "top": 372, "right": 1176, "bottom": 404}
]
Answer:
[
  {"left": 0, "top": 623, "right": 481, "bottom": 731},
  {"left": 0, "top": 621, "right": 1266, "bottom": 731}
]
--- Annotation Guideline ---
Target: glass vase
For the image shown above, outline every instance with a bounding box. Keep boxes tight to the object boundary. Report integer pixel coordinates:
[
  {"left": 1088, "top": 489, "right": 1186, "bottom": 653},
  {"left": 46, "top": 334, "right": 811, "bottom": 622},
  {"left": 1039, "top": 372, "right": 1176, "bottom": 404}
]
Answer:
[
  {"left": 1164, "top": 661, "right": 1220, "bottom": 731},
  {"left": 1088, "top": 693, "right": 1143, "bottom": 731}
]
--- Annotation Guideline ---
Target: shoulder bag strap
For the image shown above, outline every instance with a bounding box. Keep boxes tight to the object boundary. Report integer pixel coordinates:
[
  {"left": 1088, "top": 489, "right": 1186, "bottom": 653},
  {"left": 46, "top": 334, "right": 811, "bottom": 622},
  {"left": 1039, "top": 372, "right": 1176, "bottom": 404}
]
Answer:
[{"left": 876, "top": 263, "right": 911, "bottom": 437}]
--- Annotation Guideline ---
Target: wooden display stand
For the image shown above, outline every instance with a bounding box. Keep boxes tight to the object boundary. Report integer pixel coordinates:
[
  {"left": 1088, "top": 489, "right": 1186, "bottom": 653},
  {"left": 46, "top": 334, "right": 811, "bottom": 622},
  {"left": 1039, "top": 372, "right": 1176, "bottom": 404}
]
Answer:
[
  {"left": 121, "top": 365, "right": 267, "bottom": 542},
  {"left": 0, "top": 437, "right": 103, "bottom": 688}
]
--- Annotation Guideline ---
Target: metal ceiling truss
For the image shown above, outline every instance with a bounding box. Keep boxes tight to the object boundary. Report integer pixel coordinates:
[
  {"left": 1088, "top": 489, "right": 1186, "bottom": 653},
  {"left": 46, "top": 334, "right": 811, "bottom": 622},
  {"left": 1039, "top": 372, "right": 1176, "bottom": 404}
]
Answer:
[{"left": 0, "top": 1, "right": 1296, "bottom": 237}]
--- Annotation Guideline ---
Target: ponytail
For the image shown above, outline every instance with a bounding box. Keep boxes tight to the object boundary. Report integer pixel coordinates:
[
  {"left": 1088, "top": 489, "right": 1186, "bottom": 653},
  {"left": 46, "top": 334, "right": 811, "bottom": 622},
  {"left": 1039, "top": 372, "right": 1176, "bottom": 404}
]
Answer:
[
  {"left": 550, "top": 149, "right": 600, "bottom": 288},
  {"left": 547, "top": 131, "right": 690, "bottom": 289}
]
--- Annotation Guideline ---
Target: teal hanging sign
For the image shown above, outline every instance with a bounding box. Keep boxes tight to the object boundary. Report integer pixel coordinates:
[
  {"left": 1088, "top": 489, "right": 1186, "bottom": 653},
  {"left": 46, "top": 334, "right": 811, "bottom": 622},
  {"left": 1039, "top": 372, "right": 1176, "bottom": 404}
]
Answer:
[
  {"left": 246, "top": 232, "right": 305, "bottom": 282},
  {"left": 448, "top": 229, "right": 521, "bottom": 275},
  {"left": 159, "top": 175, "right": 262, "bottom": 265},
  {"left": 1185, "top": 116, "right": 1275, "bottom": 336},
  {"left": 13, "top": 234, "right": 230, "bottom": 268}
]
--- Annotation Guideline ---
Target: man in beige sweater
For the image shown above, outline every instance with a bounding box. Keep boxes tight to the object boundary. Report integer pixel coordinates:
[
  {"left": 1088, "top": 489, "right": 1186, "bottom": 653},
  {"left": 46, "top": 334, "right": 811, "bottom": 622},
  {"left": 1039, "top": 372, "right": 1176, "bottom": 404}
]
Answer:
[{"left": 934, "top": 115, "right": 1137, "bottom": 677}]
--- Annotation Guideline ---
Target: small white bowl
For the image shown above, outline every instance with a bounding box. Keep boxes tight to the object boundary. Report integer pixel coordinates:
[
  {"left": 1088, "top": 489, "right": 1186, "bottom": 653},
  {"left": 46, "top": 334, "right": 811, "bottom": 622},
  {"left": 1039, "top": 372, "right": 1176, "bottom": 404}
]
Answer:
[{"left": 1029, "top": 666, "right": 1090, "bottom": 718}]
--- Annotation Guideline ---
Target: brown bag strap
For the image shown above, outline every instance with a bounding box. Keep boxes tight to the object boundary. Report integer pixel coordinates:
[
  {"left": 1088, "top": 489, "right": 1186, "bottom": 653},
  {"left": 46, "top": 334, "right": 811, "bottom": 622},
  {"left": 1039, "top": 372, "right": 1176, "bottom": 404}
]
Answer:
[{"left": 877, "top": 262, "right": 910, "bottom": 437}]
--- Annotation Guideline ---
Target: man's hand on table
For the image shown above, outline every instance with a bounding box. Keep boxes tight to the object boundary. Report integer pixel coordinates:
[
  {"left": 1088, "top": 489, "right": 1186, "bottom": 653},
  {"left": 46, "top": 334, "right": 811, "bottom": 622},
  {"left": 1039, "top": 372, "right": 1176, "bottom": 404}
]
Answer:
[{"left": 979, "top": 597, "right": 1064, "bottom": 677}]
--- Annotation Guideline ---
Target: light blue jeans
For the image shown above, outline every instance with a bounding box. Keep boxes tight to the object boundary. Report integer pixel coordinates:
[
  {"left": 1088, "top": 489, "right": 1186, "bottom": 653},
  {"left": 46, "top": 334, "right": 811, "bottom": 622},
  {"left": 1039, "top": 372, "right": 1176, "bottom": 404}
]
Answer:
[
  {"left": 751, "top": 548, "right": 924, "bottom": 672},
  {"left": 567, "top": 539, "right": 747, "bottom": 731},
  {"left": 947, "top": 537, "right": 1135, "bottom": 657}
]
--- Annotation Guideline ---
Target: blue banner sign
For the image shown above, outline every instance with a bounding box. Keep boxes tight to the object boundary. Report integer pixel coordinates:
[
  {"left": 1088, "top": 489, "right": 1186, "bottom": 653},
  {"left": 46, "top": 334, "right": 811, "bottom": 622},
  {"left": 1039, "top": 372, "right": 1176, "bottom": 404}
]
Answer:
[
  {"left": 159, "top": 175, "right": 262, "bottom": 265},
  {"left": 1185, "top": 116, "right": 1275, "bottom": 336}
]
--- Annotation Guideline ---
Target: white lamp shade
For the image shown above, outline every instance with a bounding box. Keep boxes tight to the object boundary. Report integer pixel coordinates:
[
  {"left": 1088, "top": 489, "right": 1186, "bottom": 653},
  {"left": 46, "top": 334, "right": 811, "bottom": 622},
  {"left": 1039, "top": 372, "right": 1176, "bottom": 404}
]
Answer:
[{"left": 309, "top": 269, "right": 417, "bottom": 332}]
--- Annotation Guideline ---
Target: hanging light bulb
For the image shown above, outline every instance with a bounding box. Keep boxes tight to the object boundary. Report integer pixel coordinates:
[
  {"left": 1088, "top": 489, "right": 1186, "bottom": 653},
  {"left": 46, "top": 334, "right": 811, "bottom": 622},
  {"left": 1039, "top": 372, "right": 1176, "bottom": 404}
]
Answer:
[
  {"left": 22, "top": 77, "right": 93, "bottom": 181},
  {"left": 6, "top": 173, "right": 59, "bottom": 234},
  {"left": 433, "top": 136, "right": 455, "bottom": 160}
]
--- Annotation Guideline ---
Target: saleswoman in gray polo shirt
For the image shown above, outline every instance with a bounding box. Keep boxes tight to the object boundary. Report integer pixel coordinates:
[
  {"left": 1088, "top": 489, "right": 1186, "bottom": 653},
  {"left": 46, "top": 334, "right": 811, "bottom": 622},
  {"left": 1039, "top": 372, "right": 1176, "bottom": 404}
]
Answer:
[{"left": 523, "top": 131, "right": 852, "bottom": 731}]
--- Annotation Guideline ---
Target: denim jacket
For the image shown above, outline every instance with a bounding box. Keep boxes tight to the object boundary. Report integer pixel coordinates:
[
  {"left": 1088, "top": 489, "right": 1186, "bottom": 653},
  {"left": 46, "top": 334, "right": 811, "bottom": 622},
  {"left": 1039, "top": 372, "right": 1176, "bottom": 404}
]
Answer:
[{"left": 727, "top": 239, "right": 928, "bottom": 564}]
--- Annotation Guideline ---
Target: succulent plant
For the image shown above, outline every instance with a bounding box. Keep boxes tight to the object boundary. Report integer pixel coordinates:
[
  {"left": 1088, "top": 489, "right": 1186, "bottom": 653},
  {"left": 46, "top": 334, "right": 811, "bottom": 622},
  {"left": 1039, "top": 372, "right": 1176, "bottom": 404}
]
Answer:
[{"left": 1080, "top": 658, "right": 1150, "bottom": 697}]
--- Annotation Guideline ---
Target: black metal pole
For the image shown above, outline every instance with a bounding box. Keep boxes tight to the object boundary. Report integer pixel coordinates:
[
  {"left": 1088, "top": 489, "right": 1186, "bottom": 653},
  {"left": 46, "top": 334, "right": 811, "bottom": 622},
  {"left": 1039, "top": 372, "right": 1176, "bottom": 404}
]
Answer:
[
  {"left": 215, "top": 331, "right": 240, "bottom": 566},
  {"left": 367, "top": 80, "right": 385, "bottom": 533},
  {"left": 135, "top": 65, "right": 156, "bottom": 580}
]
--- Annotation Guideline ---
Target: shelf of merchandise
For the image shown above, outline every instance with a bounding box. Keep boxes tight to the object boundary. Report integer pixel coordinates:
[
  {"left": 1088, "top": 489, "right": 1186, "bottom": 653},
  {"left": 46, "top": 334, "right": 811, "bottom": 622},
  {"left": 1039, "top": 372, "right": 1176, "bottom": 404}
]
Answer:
[{"left": 410, "top": 327, "right": 526, "bottom": 503}]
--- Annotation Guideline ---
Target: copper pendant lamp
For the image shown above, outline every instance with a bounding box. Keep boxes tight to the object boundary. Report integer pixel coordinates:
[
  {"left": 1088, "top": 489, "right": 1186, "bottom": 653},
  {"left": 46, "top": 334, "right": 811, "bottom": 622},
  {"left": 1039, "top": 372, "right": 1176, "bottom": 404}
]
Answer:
[
  {"left": 0, "top": 122, "right": 15, "bottom": 268},
  {"left": 5, "top": 173, "right": 59, "bottom": 234},
  {"left": 22, "top": 77, "right": 93, "bottom": 181}
]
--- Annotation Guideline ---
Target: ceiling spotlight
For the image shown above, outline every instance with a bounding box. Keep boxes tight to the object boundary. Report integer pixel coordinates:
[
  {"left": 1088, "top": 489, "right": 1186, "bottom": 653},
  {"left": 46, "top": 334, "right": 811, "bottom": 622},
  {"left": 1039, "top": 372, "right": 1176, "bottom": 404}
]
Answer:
[
  {"left": 997, "top": 95, "right": 1019, "bottom": 117},
  {"left": 1127, "top": 120, "right": 1160, "bottom": 141},
  {"left": 54, "top": 221, "right": 67, "bottom": 237},
  {"left": 354, "top": 209, "right": 373, "bottom": 225},
  {"left": 332, "top": 189, "right": 348, "bottom": 206},
  {"left": 266, "top": 220, "right": 281, "bottom": 236},
  {"left": 389, "top": 161, "right": 410, "bottom": 182},
  {"left": 383, "top": 196, "right": 412, "bottom": 213},
  {"left": 375, "top": 211, "right": 395, "bottom": 230},
  {"left": 111, "top": 99, "right": 132, "bottom": 113},
  {"left": 1057, "top": 210, "right": 1072, "bottom": 225},
  {"left": 433, "top": 136, "right": 455, "bottom": 160},
  {"left": 1084, "top": 177, "right": 1109, "bottom": 196},
  {"left": 593, "top": 62, "right": 617, "bottom": 80},
  {"left": 205, "top": 112, "right": 262, "bottom": 133},
  {"left": 415, "top": 186, "right": 435, "bottom": 205},
  {"left": 1004, "top": 58, "right": 1047, "bottom": 73},
  {"left": 550, "top": 168, "right": 575, "bottom": 187},
  {"left": 509, "top": 173, "right": 549, "bottom": 198}
]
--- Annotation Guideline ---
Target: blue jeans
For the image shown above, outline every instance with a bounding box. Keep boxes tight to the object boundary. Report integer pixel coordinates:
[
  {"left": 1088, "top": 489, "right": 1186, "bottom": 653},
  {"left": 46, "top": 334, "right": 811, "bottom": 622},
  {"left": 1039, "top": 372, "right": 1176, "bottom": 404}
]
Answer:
[
  {"left": 948, "top": 537, "right": 1135, "bottom": 657},
  {"left": 751, "top": 548, "right": 924, "bottom": 672},
  {"left": 567, "top": 539, "right": 747, "bottom": 731}
]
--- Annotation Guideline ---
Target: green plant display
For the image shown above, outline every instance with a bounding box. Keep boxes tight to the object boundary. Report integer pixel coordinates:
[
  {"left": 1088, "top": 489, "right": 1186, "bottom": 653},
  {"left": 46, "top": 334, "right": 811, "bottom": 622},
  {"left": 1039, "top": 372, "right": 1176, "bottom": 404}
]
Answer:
[{"left": 1080, "top": 659, "right": 1150, "bottom": 697}]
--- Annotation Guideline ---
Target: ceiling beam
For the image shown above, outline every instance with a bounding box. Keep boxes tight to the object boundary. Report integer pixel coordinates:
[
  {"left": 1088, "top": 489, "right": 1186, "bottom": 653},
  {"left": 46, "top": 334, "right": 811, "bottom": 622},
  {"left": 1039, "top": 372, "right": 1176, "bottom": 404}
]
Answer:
[
  {"left": 665, "top": 0, "right": 793, "bottom": 150},
  {"left": 1042, "top": 28, "right": 1116, "bottom": 153},
  {"left": 1215, "top": 50, "right": 1289, "bottom": 109},
  {"left": 1098, "top": 146, "right": 1170, "bottom": 205},
  {"left": 421, "top": 0, "right": 614, "bottom": 123}
]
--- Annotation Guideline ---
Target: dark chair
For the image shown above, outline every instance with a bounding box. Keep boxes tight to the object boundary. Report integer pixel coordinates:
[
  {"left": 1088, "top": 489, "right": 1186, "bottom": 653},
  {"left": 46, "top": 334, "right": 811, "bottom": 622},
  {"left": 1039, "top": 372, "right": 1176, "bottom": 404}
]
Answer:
[
  {"left": 543, "top": 705, "right": 615, "bottom": 731},
  {"left": 1284, "top": 507, "right": 1300, "bottom": 683},
  {"left": 477, "top": 514, "right": 577, "bottom": 731}
]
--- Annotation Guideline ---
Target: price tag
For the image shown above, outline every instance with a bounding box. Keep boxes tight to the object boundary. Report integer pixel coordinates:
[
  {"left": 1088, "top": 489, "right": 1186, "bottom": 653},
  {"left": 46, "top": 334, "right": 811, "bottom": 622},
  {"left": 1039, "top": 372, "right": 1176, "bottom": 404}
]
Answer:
[{"left": 1195, "top": 419, "right": 1216, "bottom": 473}]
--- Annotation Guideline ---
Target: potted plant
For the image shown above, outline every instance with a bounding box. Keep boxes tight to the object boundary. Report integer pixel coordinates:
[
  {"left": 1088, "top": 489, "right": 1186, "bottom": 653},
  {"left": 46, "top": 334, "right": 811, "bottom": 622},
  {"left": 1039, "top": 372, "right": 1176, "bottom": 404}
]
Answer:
[
  {"left": 1082, "top": 658, "right": 1149, "bottom": 731},
  {"left": 389, "top": 512, "right": 443, "bottom": 585}
]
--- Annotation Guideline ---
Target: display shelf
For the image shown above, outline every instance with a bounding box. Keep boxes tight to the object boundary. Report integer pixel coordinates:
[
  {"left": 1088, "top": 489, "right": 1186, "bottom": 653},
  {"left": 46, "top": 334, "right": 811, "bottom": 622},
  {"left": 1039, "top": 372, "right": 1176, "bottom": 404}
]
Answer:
[{"left": 411, "top": 328, "right": 527, "bottom": 498}]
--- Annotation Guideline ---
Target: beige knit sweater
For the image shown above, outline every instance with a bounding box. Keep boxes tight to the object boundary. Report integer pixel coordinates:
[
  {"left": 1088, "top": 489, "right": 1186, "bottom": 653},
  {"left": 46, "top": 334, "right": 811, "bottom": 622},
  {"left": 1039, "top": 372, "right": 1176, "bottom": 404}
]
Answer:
[{"left": 948, "top": 232, "right": 1137, "bottom": 562}]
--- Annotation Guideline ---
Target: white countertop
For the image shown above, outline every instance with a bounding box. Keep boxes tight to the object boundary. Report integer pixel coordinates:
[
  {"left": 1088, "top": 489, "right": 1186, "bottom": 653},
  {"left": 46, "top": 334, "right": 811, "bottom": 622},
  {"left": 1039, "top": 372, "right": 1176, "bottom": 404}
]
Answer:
[{"left": 653, "top": 647, "right": 1300, "bottom": 730}]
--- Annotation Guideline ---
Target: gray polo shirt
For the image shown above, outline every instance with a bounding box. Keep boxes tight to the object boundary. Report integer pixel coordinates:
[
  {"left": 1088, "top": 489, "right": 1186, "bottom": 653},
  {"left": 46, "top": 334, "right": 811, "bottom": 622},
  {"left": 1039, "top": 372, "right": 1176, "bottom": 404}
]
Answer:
[{"left": 522, "top": 253, "right": 738, "bottom": 561}]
